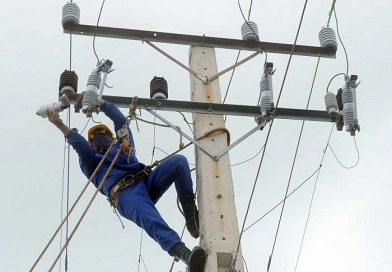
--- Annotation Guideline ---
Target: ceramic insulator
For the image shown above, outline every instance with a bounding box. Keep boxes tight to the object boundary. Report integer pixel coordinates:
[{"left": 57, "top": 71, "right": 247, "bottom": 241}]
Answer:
[
  {"left": 241, "top": 21, "right": 259, "bottom": 41},
  {"left": 319, "top": 27, "right": 338, "bottom": 51},
  {"left": 342, "top": 85, "right": 355, "bottom": 131},
  {"left": 150, "top": 76, "right": 168, "bottom": 99},
  {"left": 59, "top": 70, "right": 78, "bottom": 94},
  {"left": 62, "top": 2, "right": 80, "bottom": 29},
  {"left": 82, "top": 71, "right": 101, "bottom": 114},
  {"left": 259, "top": 73, "right": 273, "bottom": 115}
]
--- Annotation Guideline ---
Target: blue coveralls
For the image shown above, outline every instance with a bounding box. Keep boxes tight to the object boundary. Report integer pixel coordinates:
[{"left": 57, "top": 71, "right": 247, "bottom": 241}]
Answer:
[{"left": 66, "top": 101, "right": 194, "bottom": 252}]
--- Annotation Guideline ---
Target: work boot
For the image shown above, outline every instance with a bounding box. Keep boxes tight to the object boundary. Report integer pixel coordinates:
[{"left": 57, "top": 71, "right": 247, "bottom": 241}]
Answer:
[
  {"left": 169, "top": 243, "right": 207, "bottom": 272},
  {"left": 179, "top": 196, "right": 200, "bottom": 238},
  {"left": 187, "top": 246, "right": 207, "bottom": 272},
  {"left": 169, "top": 243, "right": 191, "bottom": 265}
]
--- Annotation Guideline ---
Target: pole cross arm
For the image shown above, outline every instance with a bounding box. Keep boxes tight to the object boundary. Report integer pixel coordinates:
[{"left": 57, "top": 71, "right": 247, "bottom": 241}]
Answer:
[
  {"left": 66, "top": 94, "right": 333, "bottom": 122},
  {"left": 63, "top": 24, "right": 336, "bottom": 58}
]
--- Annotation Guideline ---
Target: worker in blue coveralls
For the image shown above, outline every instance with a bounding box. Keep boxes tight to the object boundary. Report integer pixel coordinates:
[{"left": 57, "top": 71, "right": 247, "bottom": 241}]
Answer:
[{"left": 48, "top": 96, "right": 206, "bottom": 271}]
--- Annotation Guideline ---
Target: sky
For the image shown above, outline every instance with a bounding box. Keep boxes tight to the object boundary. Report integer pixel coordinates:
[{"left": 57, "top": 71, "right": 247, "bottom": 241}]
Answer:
[{"left": 1, "top": 0, "right": 391, "bottom": 271}]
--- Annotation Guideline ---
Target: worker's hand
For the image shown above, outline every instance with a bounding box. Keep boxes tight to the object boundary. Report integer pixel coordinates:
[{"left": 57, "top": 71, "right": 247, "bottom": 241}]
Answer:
[
  {"left": 48, "top": 113, "right": 63, "bottom": 127},
  {"left": 76, "top": 91, "right": 85, "bottom": 104},
  {"left": 48, "top": 113, "right": 72, "bottom": 135}
]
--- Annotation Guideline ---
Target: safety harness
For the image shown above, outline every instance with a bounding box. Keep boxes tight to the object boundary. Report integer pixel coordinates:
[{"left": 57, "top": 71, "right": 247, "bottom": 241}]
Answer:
[{"left": 108, "top": 167, "right": 151, "bottom": 208}]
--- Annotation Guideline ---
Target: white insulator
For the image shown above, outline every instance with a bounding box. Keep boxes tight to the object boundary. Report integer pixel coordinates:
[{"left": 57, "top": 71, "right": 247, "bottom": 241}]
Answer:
[
  {"left": 241, "top": 21, "right": 259, "bottom": 41},
  {"left": 36, "top": 103, "right": 63, "bottom": 118},
  {"left": 319, "top": 27, "right": 338, "bottom": 51},
  {"left": 152, "top": 92, "right": 167, "bottom": 99},
  {"left": 342, "top": 85, "right": 355, "bottom": 131},
  {"left": 324, "top": 92, "right": 339, "bottom": 118},
  {"left": 62, "top": 2, "right": 80, "bottom": 29},
  {"left": 87, "top": 71, "right": 102, "bottom": 88},
  {"left": 259, "top": 74, "right": 273, "bottom": 115},
  {"left": 82, "top": 71, "right": 101, "bottom": 115}
]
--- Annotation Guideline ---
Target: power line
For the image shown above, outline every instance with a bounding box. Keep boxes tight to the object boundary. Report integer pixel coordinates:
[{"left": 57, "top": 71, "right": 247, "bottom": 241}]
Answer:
[
  {"left": 333, "top": 5, "right": 350, "bottom": 75},
  {"left": 230, "top": 0, "right": 311, "bottom": 269},
  {"left": 293, "top": 124, "right": 335, "bottom": 272},
  {"left": 328, "top": 137, "right": 360, "bottom": 169},
  {"left": 267, "top": 55, "right": 320, "bottom": 272},
  {"left": 326, "top": 0, "right": 337, "bottom": 27},
  {"left": 137, "top": 229, "right": 150, "bottom": 272},
  {"left": 326, "top": 72, "right": 345, "bottom": 93},
  {"left": 242, "top": 166, "right": 321, "bottom": 233},
  {"left": 222, "top": 50, "right": 241, "bottom": 105},
  {"left": 223, "top": 0, "right": 266, "bottom": 109},
  {"left": 93, "top": 0, "right": 107, "bottom": 62},
  {"left": 231, "top": 144, "right": 265, "bottom": 167}
]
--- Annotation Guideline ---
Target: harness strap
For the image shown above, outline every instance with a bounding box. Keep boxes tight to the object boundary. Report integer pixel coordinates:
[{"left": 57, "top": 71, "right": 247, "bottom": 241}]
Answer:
[{"left": 109, "top": 168, "right": 150, "bottom": 208}]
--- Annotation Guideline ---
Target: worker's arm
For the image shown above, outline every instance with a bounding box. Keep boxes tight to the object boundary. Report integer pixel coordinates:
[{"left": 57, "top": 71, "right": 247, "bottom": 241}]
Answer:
[
  {"left": 48, "top": 113, "right": 96, "bottom": 177},
  {"left": 48, "top": 113, "right": 71, "bottom": 135},
  {"left": 99, "top": 100, "right": 136, "bottom": 147}
]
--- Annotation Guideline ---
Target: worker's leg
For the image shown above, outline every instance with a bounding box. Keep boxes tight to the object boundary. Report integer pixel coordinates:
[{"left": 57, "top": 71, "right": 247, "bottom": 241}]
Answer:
[
  {"left": 117, "top": 181, "right": 182, "bottom": 252},
  {"left": 146, "top": 154, "right": 199, "bottom": 238},
  {"left": 145, "top": 154, "right": 194, "bottom": 203}
]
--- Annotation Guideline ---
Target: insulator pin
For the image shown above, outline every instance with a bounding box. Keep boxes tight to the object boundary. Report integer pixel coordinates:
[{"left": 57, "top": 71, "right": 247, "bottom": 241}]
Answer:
[
  {"left": 62, "top": 2, "right": 80, "bottom": 29},
  {"left": 150, "top": 76, "right": 168, "bottom": 99},
  {"left": 59, "top": 70, "right": 78, "bottom": 94},
  {"left": 319, "top": 27, "right": 338, "bottom": 51},
  {"left": 241, "top": 21, "right": 259, "bottom": 41}
]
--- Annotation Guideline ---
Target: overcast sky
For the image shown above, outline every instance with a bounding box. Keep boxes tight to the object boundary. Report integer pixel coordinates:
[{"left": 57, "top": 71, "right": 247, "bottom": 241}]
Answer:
[{"left": 1, "top": 0, "right": 391, "bottom": 271}]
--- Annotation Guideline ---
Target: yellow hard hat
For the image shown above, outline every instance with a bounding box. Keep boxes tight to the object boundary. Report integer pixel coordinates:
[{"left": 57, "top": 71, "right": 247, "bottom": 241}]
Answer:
[{"left": 87, "top": 124, "right": 115, "bottom": 144}]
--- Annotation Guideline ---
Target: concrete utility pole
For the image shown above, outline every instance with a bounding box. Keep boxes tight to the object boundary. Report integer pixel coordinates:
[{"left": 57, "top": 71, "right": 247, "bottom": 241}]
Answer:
[{"left": 189, "top": 46, "right": 245, "bottom": 272}]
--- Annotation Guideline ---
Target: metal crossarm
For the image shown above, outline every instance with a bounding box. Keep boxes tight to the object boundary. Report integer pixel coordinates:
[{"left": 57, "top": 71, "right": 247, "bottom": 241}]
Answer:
[
  {"left": 66, "top": 94, "right": 333, "bottom": 122},
  {"left": 63, "top": 24, "right": 336, "bottom": 58}
]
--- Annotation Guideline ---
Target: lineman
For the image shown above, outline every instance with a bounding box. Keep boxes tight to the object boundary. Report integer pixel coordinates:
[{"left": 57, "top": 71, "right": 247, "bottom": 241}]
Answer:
[{"left": 47, "top": 94, "right": 206, "bottom": 271}]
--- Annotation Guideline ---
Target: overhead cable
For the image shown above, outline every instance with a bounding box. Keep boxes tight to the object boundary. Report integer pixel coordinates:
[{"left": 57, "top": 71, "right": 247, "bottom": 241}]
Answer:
[
  {"left": 242, "top": 166, "right": 321, "bottom": 233},
  {"left": 267, "top": 56, "right": 320, "bottom": 272},
  {"left": 333, "top": 5, "right": 349, "bottom": 75},
  {"left": 229, "top": 0, "right": 311, "bottom": 270},
  {"left": 93, "top": 0, "right": 107, "bottom": 62},
  {"left": 326, "top": 0, "right": 337, "bottom": 27},
  {"left": 293, "top": 124, "right": 335, "bottom": 272},
  {"left": 328, "top": 137, "right": 360, "bottom": 169},
  {"left": 223, "top": 0, "right": 266, "bottom": 108}
]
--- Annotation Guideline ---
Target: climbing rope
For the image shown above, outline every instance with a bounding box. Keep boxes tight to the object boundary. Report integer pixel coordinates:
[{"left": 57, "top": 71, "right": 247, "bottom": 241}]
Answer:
[
  {"left": 30, "top": 140, "right": 117, "bottom": 271},
  {"left": 48, "top": 144, "right": 123, "bottom": 271}
]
